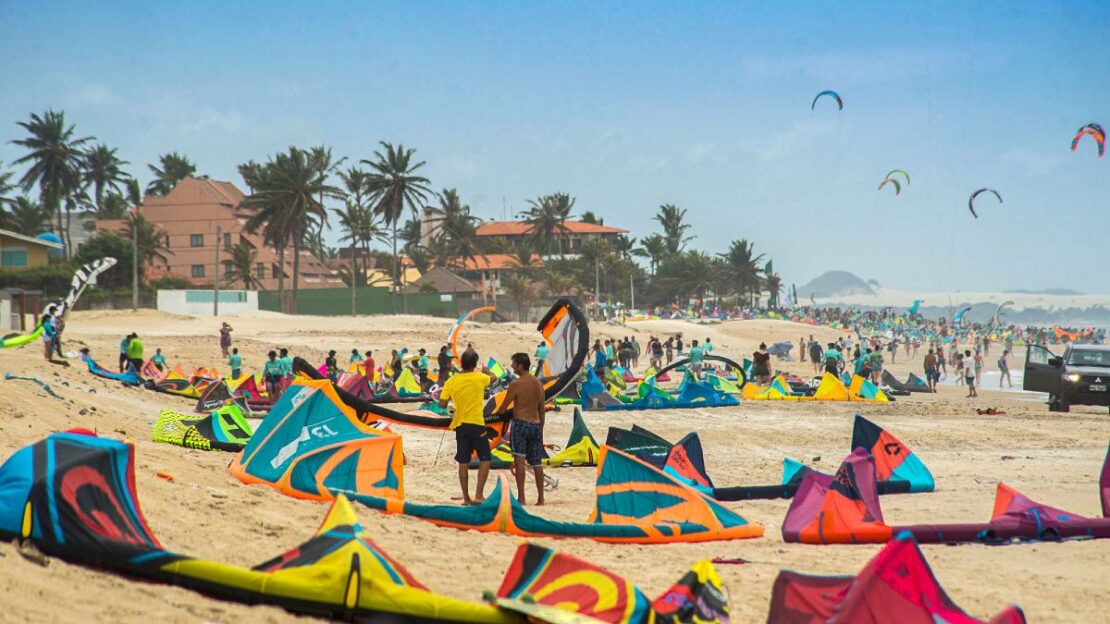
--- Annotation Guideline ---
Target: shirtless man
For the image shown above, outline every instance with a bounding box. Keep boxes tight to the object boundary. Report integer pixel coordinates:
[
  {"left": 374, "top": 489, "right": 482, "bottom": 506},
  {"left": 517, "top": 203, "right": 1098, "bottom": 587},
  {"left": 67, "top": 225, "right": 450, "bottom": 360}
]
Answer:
[{"left": 497, "top": 352, "right": 547, "bottom": 505}]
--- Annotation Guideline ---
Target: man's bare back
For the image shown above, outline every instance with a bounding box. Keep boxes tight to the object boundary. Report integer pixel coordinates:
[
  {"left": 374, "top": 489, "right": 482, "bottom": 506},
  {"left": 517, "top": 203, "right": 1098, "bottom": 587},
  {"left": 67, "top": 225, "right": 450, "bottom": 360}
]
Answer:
[{"left": 505, "top": 373, "right": 545, "bottom": 423}]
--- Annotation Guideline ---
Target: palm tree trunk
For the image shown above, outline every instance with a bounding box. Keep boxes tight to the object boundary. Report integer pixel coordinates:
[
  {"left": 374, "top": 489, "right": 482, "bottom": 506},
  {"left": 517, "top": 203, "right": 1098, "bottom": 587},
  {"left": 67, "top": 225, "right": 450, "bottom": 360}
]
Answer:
[
  {"left": 292, "top": 237, "right": 301, "bottom": 315},
  {"left": 390, "top": 221, "right": 397, "bottom": 314},
  {"left": 351, "top": 254, "right": 357, "bottom": 316},
  {"left": 277, "top": 245, "right": 286, "bottom": 313}
]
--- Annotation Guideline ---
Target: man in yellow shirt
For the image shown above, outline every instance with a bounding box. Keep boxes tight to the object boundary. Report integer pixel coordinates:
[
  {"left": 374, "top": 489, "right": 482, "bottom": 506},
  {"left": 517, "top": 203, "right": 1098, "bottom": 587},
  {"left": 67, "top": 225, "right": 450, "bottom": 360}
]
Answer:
[{"left": 438, "top": 348, "right": 497, "bottom": 505}]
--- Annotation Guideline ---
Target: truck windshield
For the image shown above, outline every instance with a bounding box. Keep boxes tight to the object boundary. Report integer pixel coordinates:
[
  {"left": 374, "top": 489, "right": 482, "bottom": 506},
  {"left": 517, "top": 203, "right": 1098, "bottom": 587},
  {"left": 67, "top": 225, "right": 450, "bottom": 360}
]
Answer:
[{"left": 1066, "top": 349, "right": 1110, "bottom": 367}]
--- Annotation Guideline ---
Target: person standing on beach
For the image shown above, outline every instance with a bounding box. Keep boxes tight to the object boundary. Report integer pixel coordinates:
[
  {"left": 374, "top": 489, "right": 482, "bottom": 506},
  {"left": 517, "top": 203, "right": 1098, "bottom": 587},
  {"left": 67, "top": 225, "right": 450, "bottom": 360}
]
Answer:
[
  {"left": 118, "top": 334, "right": 131, "bottom": 371},
  {"left": 533, "top": 341, "right": 549, "bottom": 376},
  {"left": 126, "top": 333, "right": 144, "bottom": 373},
  {"left": 438, "top": 349, "right": 496, "bottom": 505},
  {"left": 152, "top": 348, "right": 167, "bottom": 372},
  {"left": 923, "top": 348, "right": 939, "bottom": 392},
  {"left": 363, "top": 350, "right": 376, "bottom": 384},
  {"left": 974, "top": 350, "right": 984, "bottom": 387},
  {"left": 262, "top": 351, "right": 284, "bottom": 399},
  {"left": 349, "top": 348, "right": 364, "bottom": 365},
  {"left": 437, "top": 345, "right": 453, "bottom": 386},
  {"left": 497, "top": 352, "right": 547, "bottom": 506},
  {"left": 822, "top": 342, "right": 842, "bottom": 376},
  {"left": 688, "top": 339, "right": 705, "bottom": 379},
  {"left": 278, "top": 348, "right": 293, "bottom": 379},
  {"left": 665, "top": 337, "right": 674, "bottom": 364},
  {"left": 41, "top": 307, "right": 58, "bottom": 363},
  {"left": 964, "top": 350, "right": 978, "bottom": 397},
  {"left": 998, "top": 349, "right": 1013, "bottom": 388},
  {"left": 219, "top": 322, "right": 233, "bottom": 358},
  {"left": 228, "top": 348, "right": 242, "bottom": 380}
]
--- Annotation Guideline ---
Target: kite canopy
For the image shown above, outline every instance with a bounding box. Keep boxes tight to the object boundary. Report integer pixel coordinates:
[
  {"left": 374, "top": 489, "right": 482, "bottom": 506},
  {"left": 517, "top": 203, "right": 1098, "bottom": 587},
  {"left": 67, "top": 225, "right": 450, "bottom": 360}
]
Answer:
[
  {"left": 811, "top": 90, "right": 843, "bottom": 110},
  {"left": 767, "top": 533, "right": 1027, "bottom": 623},
  {"left": 474, "top": 408, "right": 601, "bottom": 469},
  {"left": 153, "top": 405, "right": 253, "bottom": 452},
  {"left": 783, "top": 444, "right": 1110, "bottom": 544},
  {"left": 448, "top": 305, "right": 497, "bottom": 365},
  {"left": 345, "top": 446, "right": 763, "bottom": 544},
  {"left": 496, "top": 543, "right": 730, "bottom": 624},
  {"left": 2, "top": 258, "right": 118, "bottom": 349},
  {"left": 228, "top": 377, "right": 404, "bottom": 501},
  {"left": 968, "top": 188, "right": 1002, "bottom": 218},
  {"left": 1071, "top": 124, "right": 1106, "bottom": 157},
  {"left": 0, "top": 432, "right": 509, "bottom": 622},
  {"left": 151, "top": 364, "right": 203, "bottom": 398},
  {"left": 87, "top": 357, "right": 141, "bottom": 385},
  {"left": 877, "top": 178, "right": 901, "bottom": 195}
]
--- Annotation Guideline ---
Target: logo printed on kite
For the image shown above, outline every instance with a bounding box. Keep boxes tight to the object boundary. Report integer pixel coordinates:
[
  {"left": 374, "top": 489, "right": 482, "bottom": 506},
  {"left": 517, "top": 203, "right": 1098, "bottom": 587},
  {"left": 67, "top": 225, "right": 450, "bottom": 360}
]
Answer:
[{"left": 883, "top": 442, "right": 903, "bottom": 456}]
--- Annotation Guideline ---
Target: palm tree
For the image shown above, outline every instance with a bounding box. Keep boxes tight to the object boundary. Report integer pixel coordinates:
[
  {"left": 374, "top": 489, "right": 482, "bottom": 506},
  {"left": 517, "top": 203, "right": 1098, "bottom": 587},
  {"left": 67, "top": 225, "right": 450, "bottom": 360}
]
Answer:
[
  {"left": 521, "top": 193, "right": 574, "bottom": 256},
  {"left": 2, "top": 197, "right": 51, "bottom": 235},
  {"left": 720, "top": 238, "right": 764, "bottom": 307},
  {"left": 146, "top": 152, "right": 196, "bottom": 197},
  {"left": 654, "top": 204, "right": 694, "bottom": 256},
  {"left": 633, "top": 233, "right": 667, "bottom": 276},
  {"left": 502, "top": 274, "right": 535, "bottom": 322},
  {"left": 579, "top": 210, "right": 603, "bottom": 225},
  {"left": 82, "top": 144, "right": 129, "bottom": 213},
  {"left": 610, "top": 235, "right": 637, "bottom": 261},
  {"left": 224, "top": 242, "right": 264, "bottom": 290},
  {"left": 437, "top": 189, "right": 482, "bottom": 271},
  {"left": 0, "top": 162, "right": 16, "bottom": 211},
  {"left": 764, "top": 269, "right": 783, "bottom": 309},
  {"left": 125, "top": 211, "right": 171, "bottom": 285},
  {"left": 238, "top": 160, "right": 264, "bottom": 193},
  {"left": 11, "top": 110, "right": 93, "bottom": 257},
  {"left": 93, "top": 192, "right": 131, "bottom": 220},
  {"left": 242, "top": 147, "right": 340, "bottom": 313},
  {"left": 362, "top": 142, "right": 432, "bottom": 313}
]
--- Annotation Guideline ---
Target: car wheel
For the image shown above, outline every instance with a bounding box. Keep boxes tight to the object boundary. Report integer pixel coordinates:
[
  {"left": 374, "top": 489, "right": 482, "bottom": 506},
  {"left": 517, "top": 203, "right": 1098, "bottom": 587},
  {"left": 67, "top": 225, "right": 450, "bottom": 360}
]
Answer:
[{"left": 1048, "top": 394, "right": 1061, "bottom": 412}]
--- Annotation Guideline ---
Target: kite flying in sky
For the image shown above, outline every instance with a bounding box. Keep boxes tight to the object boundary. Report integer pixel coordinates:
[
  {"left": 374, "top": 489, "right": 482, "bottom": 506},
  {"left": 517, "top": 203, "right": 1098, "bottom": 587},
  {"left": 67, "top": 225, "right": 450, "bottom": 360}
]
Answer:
[
  {"left": 811, "top": 90, "right": 843, "bottom": 111},
  {"left": 968, "top": 188, "right": 1002, "bottom": 219},
  {"left": 877, "top": 178, "right": 901, "bottom": 195},
  {"left": 1071, "top": 123, "right": 1105, "bottom": 158}
]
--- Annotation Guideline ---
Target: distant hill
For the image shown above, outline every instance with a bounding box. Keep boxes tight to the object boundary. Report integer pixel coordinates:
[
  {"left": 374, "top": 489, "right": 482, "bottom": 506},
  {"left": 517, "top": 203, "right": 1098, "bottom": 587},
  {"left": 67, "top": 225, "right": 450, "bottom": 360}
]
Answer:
[{"left": 798, "top": 271, "right": 875, "bottom": 298}]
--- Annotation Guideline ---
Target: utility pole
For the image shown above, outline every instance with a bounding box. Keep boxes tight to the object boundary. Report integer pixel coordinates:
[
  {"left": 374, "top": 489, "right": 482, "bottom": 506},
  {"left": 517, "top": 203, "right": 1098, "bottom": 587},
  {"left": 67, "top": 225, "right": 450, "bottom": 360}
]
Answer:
[
  {"left": 214, "top": 225, "right": 221, "bottom": 316},
  {"left": 594, "top": 255, "right": 600, "bottom": 319},
  {"left": 131, "top": 212, "right": 138, "bottom": 311},
  {"left": 630, "top": 274, "right": 635, "bottom": 311}
]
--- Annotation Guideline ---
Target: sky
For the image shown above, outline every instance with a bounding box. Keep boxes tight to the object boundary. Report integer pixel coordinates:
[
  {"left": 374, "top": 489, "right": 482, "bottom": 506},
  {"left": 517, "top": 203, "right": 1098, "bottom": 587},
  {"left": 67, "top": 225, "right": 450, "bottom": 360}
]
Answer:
[{"left": 1, "top": 1, "right": 1107, "bottom": 293}]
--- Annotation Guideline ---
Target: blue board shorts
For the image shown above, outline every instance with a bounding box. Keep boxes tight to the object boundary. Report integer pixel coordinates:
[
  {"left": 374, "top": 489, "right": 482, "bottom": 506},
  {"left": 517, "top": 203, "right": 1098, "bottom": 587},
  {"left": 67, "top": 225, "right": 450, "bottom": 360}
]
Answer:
[{"left": 509, "top": 420, "right": 544, "bottom": 466}]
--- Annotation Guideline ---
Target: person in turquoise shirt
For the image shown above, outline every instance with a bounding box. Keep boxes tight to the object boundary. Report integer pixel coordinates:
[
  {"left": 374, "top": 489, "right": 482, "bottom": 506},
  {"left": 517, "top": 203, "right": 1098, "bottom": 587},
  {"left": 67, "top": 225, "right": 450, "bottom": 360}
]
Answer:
[
  {"left": 228, "top": 348, "right": 243, "bottom": 379},
  {"left": 416, "top": 348, "right": 431, "bottom": 390},
  {"left": 704, "top": 337, "right": 714, "bottom": 353},
  {"left": 687, "top": 340, "right": 705, "bottom": 378},
  {"left": 151, "top": 348, "right": 167, "bottom": 371},
  {"left": 349, "top": 348, "right": 364, "bottom": 364},
  {"left": 262, "top": 351, "right": 285, "bottom": 398},
  {"left": 278, "top": 348, "right": 293, "bottom": 377},
  {"left": 534, "top": 342, "right": 550, "bottom": 375},
  {"left": 119, "top": 334, "right": 131, "bottom": 372}
]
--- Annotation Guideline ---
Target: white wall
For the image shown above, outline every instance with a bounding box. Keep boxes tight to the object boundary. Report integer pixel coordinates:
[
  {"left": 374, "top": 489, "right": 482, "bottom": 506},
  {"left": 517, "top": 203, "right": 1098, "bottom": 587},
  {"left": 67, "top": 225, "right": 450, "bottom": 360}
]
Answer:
[
  {"left": 0, "top": 293, "right": 11, "bottom": 331},
  {"left": 157, "top": 289, "right": 258, "bottom": 316}
]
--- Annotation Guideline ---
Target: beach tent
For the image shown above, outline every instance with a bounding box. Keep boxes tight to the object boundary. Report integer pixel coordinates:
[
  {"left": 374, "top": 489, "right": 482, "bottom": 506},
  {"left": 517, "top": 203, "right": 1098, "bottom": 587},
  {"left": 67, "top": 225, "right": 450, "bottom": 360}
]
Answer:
[
  {"left": 0, "top": 431, "right": 508, "bottom": 622},
  {"left": 153, "top": 405, "right": 253, "bottom": 452},
  {"left": 767, "top": 533, "right": 1027, "bottom": 623},
  {"left": 228, "top": 377, "right": 404, "bottom": 501},
  {"left": 86, "top": 357, "right": 141, "bottom": 385},
  {"left": 496, "top": 543, "right": 730, "bottom": 624},
  {"left": 782, "top": 444, "right": 1110, "bottom": 544},
  {"left": 345, "top": 446, "right": 763, "bottom": 544}
]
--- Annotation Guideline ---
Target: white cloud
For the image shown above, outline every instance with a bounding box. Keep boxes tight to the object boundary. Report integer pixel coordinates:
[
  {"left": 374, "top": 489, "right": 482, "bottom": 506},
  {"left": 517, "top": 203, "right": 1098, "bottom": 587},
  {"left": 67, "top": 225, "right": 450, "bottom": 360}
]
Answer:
[{"left": 70, "top": 83, "right": 119, "bottom": 106}]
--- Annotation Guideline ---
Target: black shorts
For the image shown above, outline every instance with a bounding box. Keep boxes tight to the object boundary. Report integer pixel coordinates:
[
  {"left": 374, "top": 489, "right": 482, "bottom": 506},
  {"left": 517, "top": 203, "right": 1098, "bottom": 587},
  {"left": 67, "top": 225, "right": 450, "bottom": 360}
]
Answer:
[
  {"left": 455, "top": 423, "right": 492, "bottom": 464},
  {"left": 509, "top": 420, "right": 544, "bottom": 466}
]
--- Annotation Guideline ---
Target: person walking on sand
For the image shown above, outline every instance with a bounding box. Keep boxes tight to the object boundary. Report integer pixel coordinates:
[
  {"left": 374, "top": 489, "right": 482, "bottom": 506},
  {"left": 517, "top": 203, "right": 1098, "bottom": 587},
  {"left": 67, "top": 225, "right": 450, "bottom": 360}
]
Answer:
[
  {"left": 219, "top": 322, "right": 233, "bottom": 358},
  {"left": 954, "top": 352, "right": 965, "bottom": 386},
  {"left": 974, "top": 350, "right": 984, "bottom": 387},
  {"left": 262, "top": 351, "right": 284, "bottom": 399},
  {"left": 118, "top": 333, "right": 132, "bottom": 371},
  {"left": 496, "top": 353, "right": 547, "bottom": 506},
  {"left": 964, "top": 349, "right": 978, "bottom": 397},
  {"left": 923, "top": 348, "right": 939, "bottom": 393},
  {"left": 438, "top": 349, "right": 497, "bottom": 505},
  {"left": 534, "top": 341, "right": 549, "bottom": 376},
  {"left": 998, "top": 349, "right": 1013, "bottom": 388},
  {"left": 41, "top": 307, "right": 58, "bottom": 363}
]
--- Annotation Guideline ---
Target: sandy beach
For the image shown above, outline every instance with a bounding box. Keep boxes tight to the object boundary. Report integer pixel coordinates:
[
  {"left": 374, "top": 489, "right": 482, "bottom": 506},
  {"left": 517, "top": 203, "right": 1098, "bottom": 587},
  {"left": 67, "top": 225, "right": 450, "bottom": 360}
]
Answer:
[{"left": 1, "top": 310, "right": 1107, "bottom": 623}]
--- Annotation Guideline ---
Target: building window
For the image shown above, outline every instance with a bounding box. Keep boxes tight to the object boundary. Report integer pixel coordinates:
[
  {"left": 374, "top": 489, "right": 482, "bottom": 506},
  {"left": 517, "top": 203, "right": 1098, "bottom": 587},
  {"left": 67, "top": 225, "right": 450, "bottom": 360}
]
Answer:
[
  {"left": 223, "top": 232, "right": 231, "bottom": 248},
  {"left": 191, "top": 264, "right": 205, "bottom": 278},
  {"left": 255, "top": 263, "right": 266, "bottom": 278},
  {"left": 1, "top": 248, "right": 28, "bottom": 268},
  {"left": 190, "top": 234, "right": 204, "bottom": 247}
]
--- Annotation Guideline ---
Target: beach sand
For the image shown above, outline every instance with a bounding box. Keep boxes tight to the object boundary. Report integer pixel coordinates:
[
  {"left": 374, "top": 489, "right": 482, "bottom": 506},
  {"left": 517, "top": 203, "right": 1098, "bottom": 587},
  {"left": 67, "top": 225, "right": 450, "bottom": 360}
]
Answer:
[{"left": 0, "top": 310, "right": 1107, "bottom": 622}]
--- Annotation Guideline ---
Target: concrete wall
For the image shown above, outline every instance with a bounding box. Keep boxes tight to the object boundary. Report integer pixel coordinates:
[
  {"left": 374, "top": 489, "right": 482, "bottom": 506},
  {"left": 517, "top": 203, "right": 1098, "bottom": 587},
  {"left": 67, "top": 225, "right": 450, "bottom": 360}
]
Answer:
[
  {"left": 156, "top": 289, "right": 258, "bottom": 316},
  {"left": 0, "top": 293, "right": 11, "bottom": 331}
]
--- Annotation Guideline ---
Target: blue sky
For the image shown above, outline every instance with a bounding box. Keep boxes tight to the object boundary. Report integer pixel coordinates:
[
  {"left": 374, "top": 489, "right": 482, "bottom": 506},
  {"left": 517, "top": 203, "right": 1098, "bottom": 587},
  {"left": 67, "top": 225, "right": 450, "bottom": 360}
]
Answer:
[{"left": 1, "top": 1, "right": 1107, "bottom": 293}]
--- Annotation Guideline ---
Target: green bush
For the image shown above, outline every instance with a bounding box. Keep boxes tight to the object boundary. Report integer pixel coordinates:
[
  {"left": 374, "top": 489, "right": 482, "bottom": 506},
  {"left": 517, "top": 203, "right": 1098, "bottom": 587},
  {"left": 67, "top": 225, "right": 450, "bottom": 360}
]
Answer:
[
  {"left": 73, "top": 233, "right": 133, "bottom": 290},
  {"left": 0, "top": 263, "right": 78, "bottom": 295}
]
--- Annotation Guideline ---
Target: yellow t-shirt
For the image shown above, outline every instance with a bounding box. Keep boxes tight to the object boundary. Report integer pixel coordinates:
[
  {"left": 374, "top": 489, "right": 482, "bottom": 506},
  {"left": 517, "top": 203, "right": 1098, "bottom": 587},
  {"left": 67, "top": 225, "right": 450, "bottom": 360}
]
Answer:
[{"left": 440, "top": 371, "right": 490, "bottom": 429}]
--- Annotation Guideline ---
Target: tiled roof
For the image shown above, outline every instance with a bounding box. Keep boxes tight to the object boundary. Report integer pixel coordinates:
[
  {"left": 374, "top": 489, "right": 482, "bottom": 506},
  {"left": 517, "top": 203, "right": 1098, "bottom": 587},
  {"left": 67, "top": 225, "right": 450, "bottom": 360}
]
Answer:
[
  {"left": 475, "top": 220, "right": 626, "bottom": 236},
  {"left": 404, "top": 267, "right": 479, "bottom": 294}
]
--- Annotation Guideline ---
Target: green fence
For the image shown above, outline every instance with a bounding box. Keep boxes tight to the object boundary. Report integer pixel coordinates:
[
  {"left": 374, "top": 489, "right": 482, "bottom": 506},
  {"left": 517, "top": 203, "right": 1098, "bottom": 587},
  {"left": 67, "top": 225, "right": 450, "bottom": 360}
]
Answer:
[{"left": 258, "top": 286, "right": 465, "bottom": 317}]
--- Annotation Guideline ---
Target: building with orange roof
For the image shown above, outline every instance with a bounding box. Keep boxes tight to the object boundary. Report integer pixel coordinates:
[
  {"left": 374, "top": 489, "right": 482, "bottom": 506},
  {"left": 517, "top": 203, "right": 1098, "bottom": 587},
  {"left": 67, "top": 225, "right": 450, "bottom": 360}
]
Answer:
[
  {"left": 473, "top": 219, "right": 627, "bottom": 255},
  {"left": 97, "top": 177, "right": 341, "bottom": 291}
]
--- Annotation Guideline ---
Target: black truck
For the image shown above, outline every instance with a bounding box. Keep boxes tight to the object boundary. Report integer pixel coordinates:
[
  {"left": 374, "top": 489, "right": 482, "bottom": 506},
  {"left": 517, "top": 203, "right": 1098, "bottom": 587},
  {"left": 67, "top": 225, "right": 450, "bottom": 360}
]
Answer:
[{"left": 1024, "top": 343, "right": 1110, "bottom": 412}]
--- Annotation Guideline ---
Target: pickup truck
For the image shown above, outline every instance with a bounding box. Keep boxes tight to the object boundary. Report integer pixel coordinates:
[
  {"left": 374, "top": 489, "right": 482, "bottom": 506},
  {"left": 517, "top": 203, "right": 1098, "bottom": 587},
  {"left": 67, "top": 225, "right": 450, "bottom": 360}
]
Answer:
[{"left": 1024, "top": 343, "right": 1110, "bottom": 412}]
